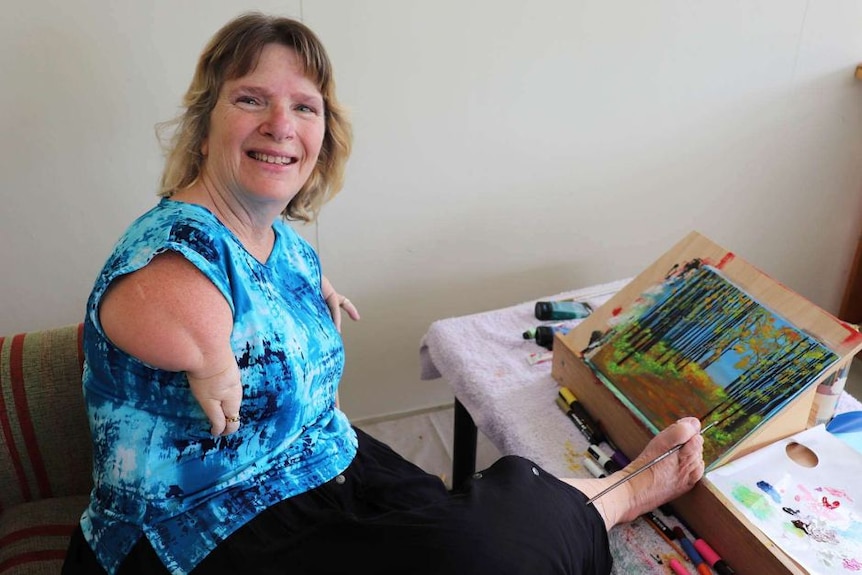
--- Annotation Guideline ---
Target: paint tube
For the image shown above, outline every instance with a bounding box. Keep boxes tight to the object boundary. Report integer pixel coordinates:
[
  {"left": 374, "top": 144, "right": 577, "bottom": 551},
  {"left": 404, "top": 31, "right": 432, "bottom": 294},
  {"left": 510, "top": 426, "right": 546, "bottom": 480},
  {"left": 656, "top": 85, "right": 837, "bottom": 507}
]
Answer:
[
  {"left": 535, "top": 325, "right": 573, "bottom": 350},
  {"left": 534, "top": 300, "right": 592, "bottom": 321},
  {"left": 523, "top": 321, "right": 565, "bottom": 339}
]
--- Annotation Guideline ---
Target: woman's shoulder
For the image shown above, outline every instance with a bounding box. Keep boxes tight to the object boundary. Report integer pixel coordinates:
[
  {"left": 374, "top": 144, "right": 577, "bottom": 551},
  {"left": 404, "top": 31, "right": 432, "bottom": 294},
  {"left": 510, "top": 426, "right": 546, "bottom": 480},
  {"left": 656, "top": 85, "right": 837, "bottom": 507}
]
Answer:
[
  {"left": 99, "top": 250, "right": 232, "bottom": 371},
  {"left": 89, "top": 200, "right": 235, "bottom": 339},
  {"left": 103, "top": 199, "right": 234, "bottom": 281},
  {"left": 122, "top": 199, "right": 225, "bottom": 254}
]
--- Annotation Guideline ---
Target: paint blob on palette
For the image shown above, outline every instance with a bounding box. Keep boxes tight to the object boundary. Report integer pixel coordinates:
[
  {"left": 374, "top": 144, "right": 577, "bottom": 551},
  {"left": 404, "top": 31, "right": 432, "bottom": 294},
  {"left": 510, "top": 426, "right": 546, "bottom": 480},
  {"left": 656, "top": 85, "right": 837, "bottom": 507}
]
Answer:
[{"left": 708, "top": 425, "right": 862, "bottom": 574}]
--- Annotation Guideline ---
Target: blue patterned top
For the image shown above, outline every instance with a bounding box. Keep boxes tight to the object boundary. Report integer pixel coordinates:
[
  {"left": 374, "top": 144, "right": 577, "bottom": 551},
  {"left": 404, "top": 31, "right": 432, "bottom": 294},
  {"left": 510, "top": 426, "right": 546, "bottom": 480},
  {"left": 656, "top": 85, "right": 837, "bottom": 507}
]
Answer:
[{"left": 80, "top": 199, "right": 357, "bottom": 574}]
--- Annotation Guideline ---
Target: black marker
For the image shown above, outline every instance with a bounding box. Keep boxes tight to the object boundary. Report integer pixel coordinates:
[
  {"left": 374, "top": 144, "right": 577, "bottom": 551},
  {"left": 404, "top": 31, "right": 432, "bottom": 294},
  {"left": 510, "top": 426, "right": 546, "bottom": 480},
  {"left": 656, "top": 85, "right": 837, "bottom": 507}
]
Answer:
[
  {"left": 587, "top": 444, "right": 622, "bottom": 474},
  {"left": 555, "top": 397, "right": 602, "bottom": 445},
  {"left": 558, "top": 387, "right": 605, "bottom": 445}
]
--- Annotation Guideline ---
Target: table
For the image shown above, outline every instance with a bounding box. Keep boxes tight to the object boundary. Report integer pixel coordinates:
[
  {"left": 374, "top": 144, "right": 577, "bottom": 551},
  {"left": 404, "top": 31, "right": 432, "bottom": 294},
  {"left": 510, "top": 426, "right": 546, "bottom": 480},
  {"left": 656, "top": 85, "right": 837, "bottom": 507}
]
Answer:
[
  {"left": 419, "top": 279, "right": 862, "bottom": 574},
  {"left": 419, "top": 279, "right": 631, "bottom": 485}
]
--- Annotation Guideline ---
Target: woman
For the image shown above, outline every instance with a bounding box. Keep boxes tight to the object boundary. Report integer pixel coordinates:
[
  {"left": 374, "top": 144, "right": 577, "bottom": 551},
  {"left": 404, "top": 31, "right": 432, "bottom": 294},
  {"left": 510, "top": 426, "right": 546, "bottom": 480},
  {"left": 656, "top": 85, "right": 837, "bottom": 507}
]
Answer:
[{"left": 63, "top": 12, "right": 704, "bottom": 575}]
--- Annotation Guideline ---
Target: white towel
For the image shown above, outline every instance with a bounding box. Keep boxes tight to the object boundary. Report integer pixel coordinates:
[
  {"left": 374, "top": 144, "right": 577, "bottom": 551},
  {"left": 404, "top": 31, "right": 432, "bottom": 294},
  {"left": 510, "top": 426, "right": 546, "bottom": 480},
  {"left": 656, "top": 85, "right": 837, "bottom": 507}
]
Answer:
[{"left": 419, "top": 279, "right": 629, "bottom": 469}]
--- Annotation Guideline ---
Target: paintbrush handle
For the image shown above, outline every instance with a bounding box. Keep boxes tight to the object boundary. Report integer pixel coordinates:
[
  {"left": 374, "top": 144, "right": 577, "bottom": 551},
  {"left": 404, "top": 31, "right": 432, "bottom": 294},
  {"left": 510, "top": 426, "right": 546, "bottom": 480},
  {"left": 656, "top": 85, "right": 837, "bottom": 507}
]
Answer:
[
  {"left": 585, "top": 421, "right": 714, "bottom": 505},
  {"left": 585, "top": 444, "right": 682, "bottom": 504}
]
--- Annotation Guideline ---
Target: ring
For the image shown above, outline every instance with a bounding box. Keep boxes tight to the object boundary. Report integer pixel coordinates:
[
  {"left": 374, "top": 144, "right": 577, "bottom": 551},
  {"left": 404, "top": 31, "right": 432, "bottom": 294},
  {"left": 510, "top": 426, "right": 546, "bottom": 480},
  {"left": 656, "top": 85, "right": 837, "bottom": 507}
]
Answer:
[
  {"left": 341, "top": 298, "right": 350, "bottom": 306},
  {"left": 225, "top": 414, "right": 241, "bottom": 423}
]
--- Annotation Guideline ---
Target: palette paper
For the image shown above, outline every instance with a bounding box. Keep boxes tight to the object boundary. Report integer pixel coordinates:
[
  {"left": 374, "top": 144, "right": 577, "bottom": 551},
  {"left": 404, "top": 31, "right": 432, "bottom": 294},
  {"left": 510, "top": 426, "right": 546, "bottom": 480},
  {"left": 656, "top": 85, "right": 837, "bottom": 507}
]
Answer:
[{"left": 708, "top": 425, "right": 862, "bottom": 574}]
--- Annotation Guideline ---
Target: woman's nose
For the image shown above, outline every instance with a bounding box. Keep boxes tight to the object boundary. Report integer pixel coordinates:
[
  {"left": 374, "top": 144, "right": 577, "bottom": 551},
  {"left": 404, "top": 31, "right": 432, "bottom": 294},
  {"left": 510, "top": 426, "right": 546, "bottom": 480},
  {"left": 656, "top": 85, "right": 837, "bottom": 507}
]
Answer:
[{"left": 261, "top": 104, "right": 295, "bottom": 141}]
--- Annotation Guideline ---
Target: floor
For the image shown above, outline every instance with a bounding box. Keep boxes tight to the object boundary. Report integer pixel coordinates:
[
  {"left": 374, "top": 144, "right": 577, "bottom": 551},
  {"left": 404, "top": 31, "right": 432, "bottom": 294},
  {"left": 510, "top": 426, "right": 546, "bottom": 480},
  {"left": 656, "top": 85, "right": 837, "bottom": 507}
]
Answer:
[
  {"left": 355, "top": 405, "right": 500, "bottom": 490},
  {"left": 357, "top": 356, "right": 862, "bottom": 484}
]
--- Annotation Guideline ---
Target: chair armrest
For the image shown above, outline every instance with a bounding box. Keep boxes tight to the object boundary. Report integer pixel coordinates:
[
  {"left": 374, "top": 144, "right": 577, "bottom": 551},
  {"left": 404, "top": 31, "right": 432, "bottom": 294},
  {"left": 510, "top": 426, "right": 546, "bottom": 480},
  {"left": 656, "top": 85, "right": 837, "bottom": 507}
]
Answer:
[{"left": 0, "top": 324, "right": 92, "bottom": 510}]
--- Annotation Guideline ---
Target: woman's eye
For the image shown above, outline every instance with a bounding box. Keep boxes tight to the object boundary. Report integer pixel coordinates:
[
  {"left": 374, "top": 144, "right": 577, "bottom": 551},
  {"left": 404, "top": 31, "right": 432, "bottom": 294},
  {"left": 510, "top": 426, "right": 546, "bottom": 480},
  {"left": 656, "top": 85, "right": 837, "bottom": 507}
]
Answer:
[
  {"left": 296, "top": 104, "right": 319, "bottom": 115},
  {"left": 236, "top": 96, "right": 260, "bottom": 106}
]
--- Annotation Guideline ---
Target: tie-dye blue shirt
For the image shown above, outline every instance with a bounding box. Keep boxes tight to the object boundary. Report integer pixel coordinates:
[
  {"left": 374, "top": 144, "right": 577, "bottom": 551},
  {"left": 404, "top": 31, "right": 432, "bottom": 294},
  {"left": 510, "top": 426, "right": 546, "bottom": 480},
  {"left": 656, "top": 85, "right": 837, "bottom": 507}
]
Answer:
[{"left": 80, "top": 199, "right": 357, "bottom": 575}]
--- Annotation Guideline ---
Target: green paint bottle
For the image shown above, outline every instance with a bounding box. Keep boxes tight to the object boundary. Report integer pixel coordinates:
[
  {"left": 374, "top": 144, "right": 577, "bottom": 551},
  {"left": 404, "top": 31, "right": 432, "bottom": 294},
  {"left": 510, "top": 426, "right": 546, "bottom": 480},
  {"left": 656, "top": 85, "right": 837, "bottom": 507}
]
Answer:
[{"left": 534, "top": 300, "right": 592, "bottom": 321}]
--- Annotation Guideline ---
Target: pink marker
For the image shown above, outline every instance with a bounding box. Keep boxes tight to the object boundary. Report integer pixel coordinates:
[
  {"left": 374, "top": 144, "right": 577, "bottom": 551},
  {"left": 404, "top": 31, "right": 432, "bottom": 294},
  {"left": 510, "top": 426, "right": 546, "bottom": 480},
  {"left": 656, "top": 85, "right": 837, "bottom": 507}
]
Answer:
[
  {"left": 694, "top": 538, "right": 736, "bottom": 574},
  {"left": 669, "top": 558, "right": 693, "bottom": 575}
]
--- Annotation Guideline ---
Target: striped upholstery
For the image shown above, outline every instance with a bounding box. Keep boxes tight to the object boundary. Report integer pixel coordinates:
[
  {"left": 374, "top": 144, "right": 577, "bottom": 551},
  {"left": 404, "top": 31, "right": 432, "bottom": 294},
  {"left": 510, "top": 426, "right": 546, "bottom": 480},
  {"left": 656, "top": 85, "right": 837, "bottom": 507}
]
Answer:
[{"left": 0, "top": 324, "right": 92, "bottom": 574}]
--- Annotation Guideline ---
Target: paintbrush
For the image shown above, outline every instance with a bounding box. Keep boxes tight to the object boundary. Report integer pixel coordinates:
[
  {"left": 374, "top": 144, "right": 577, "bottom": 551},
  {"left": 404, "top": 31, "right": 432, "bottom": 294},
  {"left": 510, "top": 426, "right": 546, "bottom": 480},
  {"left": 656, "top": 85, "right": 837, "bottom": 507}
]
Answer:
[{"left": 586, "top": 421, "right": 716, "bottom": 505}]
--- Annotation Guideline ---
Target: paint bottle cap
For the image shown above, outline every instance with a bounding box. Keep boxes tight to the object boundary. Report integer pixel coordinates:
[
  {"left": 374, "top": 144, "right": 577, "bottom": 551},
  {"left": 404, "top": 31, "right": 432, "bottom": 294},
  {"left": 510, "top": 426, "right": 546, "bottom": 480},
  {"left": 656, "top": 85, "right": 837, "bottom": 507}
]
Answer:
[
  {"left": 535, "top": 326, "right": 556, "bottom": 349},
  {"left": 535, "top": 301, "right": 555, "bottom": 320}
]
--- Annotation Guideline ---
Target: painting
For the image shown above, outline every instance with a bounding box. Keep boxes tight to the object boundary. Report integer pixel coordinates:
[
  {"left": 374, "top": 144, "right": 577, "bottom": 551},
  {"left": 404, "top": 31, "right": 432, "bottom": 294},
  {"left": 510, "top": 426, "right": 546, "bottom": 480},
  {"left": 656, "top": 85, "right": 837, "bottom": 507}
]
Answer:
[
  {"left": 583, "top": 259, "right": 839, "bottom": 468},
  {"left": 708, "top": 425, "right": 862, "bottom": 574}
]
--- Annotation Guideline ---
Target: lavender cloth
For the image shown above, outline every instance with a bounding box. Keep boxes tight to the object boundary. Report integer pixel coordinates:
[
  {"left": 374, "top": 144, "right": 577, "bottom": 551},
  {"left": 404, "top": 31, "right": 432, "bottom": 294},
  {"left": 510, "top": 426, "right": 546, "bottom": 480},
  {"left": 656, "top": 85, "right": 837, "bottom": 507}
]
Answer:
[{"left": 419, "top": 278, "right": 862, "bottom": 574}]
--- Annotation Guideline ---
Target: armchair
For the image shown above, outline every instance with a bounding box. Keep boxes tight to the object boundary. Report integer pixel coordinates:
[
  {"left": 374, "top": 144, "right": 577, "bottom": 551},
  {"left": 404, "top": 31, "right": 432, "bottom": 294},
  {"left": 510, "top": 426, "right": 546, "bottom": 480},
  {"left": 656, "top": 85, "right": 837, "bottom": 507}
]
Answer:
[{"left": 0, "top": 324, "right": 91, "bottom": 574}]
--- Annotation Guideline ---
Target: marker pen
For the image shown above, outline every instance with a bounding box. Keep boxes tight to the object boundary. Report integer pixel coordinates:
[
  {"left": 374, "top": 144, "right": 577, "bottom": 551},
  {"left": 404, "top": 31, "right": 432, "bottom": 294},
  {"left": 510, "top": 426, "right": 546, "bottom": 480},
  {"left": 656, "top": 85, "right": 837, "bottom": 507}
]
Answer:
[
  {"left": 609, "top": 447, "right": 630, "bottom": 469},
  {"left": 642, "top": 512, "right": 688, "bottom": 561},
  {"left": 669, "top": 558, "right": 693, "bottom": 575},
  {"left": 693, "top": 538, "right": 736, "bottom": 575},
  {"left": 555, "top": 397, "right": 601, "bottom": 445},
  {"left": 644, "top": 511, "right": 675, "bottom": 540},
  {"left": 661, "top": 504, "right": 699, "bottom": 539},
  {"left": 557, "top": 387, "right": 605, "bottom": 444},
  {"left": 587, "top": 444, "right": 622, "bottom": 474},
  {"left": 672, "top": 527, "right": 711, "bottom": 575},
  {"left": 660, "top": 505, "right": 736, "bottom": 574},
  {"left": 582, "top": 457, "right": 606, "bottom": 478}
]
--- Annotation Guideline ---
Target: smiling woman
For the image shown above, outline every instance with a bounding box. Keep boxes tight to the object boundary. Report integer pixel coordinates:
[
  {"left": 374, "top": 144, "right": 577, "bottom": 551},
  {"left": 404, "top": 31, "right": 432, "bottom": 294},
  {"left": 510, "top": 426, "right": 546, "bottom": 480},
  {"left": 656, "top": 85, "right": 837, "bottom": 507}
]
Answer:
[
  {"left": 61, "top": 14, "right": 362, "bottom": 575},
  {"left": 156, "top": 13, "right": 352, "bottom": 225},
  {"left": 189, "top": 43, "right": 326, "bottom": 226},
  {"left": 61, "top": 12, "right": 705, "bottom": 575}
]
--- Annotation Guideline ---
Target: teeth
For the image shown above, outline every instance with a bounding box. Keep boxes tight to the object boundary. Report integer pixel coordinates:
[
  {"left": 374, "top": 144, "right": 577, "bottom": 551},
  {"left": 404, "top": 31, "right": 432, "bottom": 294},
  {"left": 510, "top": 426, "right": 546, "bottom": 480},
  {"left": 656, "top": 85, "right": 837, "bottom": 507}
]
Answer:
[{"left": 250, "top": 152, "right": 293, "bottom": 165}]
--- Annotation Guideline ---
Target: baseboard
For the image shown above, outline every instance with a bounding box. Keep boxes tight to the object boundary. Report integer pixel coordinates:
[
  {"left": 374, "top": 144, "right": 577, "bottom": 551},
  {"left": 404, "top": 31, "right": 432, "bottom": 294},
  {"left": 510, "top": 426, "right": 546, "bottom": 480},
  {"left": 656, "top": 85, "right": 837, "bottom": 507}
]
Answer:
[{"left": 351, "top": 402, "right": 455, "bottom": 427}]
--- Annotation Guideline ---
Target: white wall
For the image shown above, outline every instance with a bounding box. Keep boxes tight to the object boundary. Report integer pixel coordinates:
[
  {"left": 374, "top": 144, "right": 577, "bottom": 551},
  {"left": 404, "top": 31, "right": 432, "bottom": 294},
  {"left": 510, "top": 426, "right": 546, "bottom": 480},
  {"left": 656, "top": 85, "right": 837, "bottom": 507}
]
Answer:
[{"left": 3, "top": 1, "right": 862, "bottom": 421}]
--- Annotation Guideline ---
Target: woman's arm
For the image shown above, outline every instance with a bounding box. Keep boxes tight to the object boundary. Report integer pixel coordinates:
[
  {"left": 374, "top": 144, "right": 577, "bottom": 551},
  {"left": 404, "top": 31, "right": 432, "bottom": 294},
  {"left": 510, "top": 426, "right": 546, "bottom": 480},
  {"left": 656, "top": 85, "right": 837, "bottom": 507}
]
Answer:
[
  {"left": 99, "top": 251, "right": 242, "bottom": 436},
  {"left": 321, "top": 275, "right": 360, "bottom": 332}
]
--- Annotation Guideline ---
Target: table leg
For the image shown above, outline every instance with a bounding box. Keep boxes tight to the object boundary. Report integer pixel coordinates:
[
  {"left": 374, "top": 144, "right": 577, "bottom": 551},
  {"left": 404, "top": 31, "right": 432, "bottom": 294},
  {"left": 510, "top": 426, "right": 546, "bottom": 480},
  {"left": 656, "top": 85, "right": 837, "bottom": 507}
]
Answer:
[{"left": 452, "top": 398, "right": 478, "bottom": 490}]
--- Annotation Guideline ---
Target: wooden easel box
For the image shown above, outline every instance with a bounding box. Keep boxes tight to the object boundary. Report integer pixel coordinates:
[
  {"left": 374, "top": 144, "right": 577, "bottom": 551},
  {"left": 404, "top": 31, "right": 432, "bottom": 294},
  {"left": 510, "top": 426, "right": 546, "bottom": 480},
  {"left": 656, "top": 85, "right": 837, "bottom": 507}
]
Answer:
[{"left": 551, "top": 231, "right": 862, "bottom": 575}]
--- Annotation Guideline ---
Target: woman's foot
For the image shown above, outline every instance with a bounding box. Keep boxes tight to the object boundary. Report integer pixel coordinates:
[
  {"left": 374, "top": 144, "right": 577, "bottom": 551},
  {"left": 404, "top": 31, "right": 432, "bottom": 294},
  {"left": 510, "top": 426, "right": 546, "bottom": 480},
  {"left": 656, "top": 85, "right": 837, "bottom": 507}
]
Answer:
[
  {"left": 562, "top": 417, "right": 705, "bottom": 529},
  {"left": 614, "top": 417, "right": 705, "bottom": 523}
]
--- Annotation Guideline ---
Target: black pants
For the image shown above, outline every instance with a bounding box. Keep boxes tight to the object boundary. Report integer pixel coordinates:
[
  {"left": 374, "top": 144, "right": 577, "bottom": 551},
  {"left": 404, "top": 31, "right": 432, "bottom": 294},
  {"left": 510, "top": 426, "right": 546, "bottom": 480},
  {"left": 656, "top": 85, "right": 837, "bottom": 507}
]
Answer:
[{"left": 63, "top": 428, "right": 611, "bottom": 575}]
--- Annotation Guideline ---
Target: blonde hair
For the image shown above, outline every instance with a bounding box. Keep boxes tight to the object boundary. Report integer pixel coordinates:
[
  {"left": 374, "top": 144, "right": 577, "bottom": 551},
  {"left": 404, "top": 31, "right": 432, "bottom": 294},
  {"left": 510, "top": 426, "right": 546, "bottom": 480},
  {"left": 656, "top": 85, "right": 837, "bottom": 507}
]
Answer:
[{"left": 157, "top": 12, "right": 352, "bottom": 222}]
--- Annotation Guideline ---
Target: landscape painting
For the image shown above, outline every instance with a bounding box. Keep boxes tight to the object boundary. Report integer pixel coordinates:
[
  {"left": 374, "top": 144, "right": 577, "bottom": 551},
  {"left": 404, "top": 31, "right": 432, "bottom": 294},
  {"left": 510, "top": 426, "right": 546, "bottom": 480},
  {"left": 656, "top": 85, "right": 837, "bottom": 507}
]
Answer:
[{"left": 583, "top": 260, "right": 839, "bottom": 467}]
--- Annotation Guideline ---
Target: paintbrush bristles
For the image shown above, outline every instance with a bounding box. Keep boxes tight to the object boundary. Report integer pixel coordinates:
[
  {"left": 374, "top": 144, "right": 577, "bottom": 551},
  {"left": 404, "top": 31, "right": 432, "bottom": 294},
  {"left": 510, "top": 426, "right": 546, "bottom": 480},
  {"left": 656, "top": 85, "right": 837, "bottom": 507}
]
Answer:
[{"left": 585, "top": 421, "right": 715, "bottom": 505}]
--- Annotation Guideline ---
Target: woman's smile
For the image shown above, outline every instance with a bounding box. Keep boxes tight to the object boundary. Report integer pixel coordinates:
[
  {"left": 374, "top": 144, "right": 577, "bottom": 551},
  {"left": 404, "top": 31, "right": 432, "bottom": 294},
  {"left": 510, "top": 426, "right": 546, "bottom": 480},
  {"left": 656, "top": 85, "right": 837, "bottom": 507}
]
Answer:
[{"left": 200, "top": 43, "right": 326, "bottom": 210}]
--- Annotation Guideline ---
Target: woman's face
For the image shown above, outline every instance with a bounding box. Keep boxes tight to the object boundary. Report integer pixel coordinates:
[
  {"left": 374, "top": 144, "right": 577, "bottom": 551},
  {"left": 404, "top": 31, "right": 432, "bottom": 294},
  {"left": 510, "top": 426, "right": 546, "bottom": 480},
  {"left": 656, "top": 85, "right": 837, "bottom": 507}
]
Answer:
[{"left": 201, "top": 43, "right": 326, "bottom": 211}]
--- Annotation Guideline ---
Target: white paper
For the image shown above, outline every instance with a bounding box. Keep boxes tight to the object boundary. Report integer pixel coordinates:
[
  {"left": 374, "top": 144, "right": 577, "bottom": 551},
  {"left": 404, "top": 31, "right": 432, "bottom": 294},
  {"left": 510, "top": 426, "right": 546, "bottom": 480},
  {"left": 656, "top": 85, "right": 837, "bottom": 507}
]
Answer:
[{"left": 707, "top": 425, "right": 862, "bottom": 574}]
